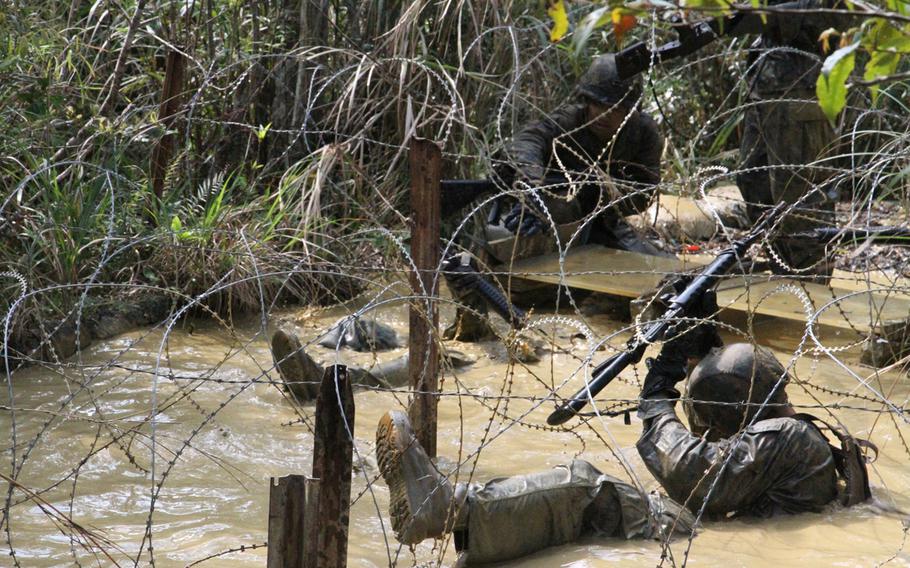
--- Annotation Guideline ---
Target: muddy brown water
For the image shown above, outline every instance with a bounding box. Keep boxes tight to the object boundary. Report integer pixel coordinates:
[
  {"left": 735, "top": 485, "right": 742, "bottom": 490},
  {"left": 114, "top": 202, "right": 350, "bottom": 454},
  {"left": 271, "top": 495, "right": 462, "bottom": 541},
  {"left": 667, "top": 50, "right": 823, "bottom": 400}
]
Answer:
[{"left": 2, "top": 300, "right": 909, "bottom": 567}]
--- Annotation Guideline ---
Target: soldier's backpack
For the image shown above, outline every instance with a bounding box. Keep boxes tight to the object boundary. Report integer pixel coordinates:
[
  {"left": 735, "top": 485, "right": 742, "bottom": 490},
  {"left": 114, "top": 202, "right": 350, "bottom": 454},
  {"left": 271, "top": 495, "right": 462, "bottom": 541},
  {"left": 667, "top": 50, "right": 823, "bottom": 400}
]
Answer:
[{"left": 793, "top": 413, "right": 877, "bottom": 506}]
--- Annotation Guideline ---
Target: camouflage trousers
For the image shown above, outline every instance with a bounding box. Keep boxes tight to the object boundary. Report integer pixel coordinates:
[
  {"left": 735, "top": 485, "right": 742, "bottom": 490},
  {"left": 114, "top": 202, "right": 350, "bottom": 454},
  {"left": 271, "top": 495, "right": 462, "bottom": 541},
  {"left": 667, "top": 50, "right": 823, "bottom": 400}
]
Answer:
[
  {"left": 453, "top": 460, "right": 694, "bottom": 565},
  {"left": 737, "top": 93, "right": 837, "bottom": 277}
]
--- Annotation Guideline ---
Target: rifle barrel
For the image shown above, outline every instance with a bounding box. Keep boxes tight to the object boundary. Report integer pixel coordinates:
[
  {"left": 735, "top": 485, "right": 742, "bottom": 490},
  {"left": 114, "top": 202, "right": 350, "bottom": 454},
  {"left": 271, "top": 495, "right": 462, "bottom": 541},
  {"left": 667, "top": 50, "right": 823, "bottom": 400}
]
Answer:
[{"left": 546, "top": 202, "right": 785, "bottom": 426}]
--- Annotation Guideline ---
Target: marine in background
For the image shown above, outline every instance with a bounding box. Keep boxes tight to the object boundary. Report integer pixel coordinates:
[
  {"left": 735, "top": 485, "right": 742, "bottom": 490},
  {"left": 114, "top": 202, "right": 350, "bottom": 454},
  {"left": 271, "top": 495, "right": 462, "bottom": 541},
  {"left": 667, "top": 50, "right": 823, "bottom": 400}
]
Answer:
[{"left": 446, "top": 53, "right": 667, "bottom": 341}]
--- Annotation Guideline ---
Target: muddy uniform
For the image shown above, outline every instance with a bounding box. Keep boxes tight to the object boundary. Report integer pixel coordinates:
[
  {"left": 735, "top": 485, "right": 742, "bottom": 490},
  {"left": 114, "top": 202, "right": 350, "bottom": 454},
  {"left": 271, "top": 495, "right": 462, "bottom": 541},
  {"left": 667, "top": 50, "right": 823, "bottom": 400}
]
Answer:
[
  {"left": 488, "top": 103, "right": 664, "bottom": 261},
  {"left": 731, "top": 0, "right": 854, "bottom": 276},
  {"left": 445, "top": 55, "right": 665, "bottom": 340},
  {"left": 377, "top": 343, "right": 871, "bottom": 566},
  {"left": 453, "top": 460, "right": 694, "bottom": 565},
  {"left": 637, "top": 399, "right": 838, "bottom": 517}
]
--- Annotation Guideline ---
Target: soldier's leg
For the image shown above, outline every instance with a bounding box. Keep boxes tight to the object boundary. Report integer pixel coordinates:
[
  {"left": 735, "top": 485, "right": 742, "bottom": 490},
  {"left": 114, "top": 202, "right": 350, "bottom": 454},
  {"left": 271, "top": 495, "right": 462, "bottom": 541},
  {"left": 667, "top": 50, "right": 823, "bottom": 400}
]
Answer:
[
  {"left": 270, "top": 329, "right": 388, "bottom": 402},
  {"left": 762, "top": 96, "right": 837, "bottom": 277},
  {"left": 376, "top": 410, "right": 693, "bottom": 565},
  {"left": 736, "top": 104, "right": 775, "bottom": 226},
  {"left": 457, "top": 460, "right": 693, "bottom": 564}
]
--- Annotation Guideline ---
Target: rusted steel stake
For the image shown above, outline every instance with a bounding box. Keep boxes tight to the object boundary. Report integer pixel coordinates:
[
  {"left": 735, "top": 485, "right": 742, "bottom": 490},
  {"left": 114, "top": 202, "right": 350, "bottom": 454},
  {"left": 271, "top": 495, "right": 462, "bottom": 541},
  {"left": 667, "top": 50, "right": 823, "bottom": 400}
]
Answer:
[
  {"left": 267, "top": 474, "right": 309, "bottom": 568},
  {"left": 308, "top": 364, "right": 354, "bottom": 568},
  {"left": 408, "top": 138, "right": 442, "bottom": 458}
]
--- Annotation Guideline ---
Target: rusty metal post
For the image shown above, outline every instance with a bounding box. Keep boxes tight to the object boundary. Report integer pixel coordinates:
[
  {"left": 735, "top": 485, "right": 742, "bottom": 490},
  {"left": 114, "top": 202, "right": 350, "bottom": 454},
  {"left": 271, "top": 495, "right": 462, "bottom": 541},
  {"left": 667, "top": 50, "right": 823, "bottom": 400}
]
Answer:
[
  {"left": 307, "top": 364, "right": 354, "bottom": 568},
  {"left": 408, "top": 137, "right": 441, "bottom": 458},
  {"left": 267, "top": 474, "right": 309, "bottom": 568}
]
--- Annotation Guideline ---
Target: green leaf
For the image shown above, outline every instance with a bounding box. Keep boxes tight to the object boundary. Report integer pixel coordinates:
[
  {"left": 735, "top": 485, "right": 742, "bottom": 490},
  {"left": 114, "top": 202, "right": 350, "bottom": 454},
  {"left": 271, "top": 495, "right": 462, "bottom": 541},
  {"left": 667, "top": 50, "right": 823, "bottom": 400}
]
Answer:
[
  {"left": 816, "top": 42, "right": 858, "bottom": 123},
  {"left": 170, "top": 215, "right": 182, "bottom": 232},
  {"left": 864, "top": 51, "right": 899, "bottom": 101},
  {"left": 572, "top": 6, "right": 609, "bottom": 54},
  {"left": 863, "top": 18, "right": 910, "bottom": 52},
  {"left": 682, "top": 0, "right": 734, "bottom": 12},
  {"left": 256, "top": 122, "right": 271, "bottom": 141}
]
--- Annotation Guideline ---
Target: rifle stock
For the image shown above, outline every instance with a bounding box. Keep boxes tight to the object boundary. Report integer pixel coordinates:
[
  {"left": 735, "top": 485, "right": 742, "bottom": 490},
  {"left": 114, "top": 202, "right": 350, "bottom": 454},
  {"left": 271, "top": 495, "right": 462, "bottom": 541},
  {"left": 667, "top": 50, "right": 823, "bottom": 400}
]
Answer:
[
  {"left": 547, "top": 202, "right": 786, "bottom": 426},
  {"left": 440, "top": 179, "right": 500, "bottom": 218}
]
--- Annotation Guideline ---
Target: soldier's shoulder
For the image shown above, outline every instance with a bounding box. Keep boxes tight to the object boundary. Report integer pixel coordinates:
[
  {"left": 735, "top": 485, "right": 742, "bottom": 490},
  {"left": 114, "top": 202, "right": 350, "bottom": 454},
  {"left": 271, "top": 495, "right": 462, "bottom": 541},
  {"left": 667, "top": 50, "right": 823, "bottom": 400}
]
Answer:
[
  {"left": 746, "top": 416, "right": 824, "bottom": 442},
  {"left": 633, "top": 112, "right": 662, "bottom": 141}
]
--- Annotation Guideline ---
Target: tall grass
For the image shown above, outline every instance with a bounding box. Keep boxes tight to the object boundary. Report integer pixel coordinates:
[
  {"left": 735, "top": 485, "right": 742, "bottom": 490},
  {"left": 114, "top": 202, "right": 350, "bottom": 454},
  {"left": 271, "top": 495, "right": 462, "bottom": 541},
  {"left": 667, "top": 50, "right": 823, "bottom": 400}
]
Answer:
[{"left": 1, "top": 0, "right": 908, "bottom": 321}]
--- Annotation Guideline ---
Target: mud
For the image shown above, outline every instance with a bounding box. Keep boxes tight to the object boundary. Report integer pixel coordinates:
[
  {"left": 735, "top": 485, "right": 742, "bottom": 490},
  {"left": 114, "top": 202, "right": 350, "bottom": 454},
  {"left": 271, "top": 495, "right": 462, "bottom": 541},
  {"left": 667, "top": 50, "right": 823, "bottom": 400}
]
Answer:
[{"left": 2, "top": 300, "right": 909, "bottom": 567}]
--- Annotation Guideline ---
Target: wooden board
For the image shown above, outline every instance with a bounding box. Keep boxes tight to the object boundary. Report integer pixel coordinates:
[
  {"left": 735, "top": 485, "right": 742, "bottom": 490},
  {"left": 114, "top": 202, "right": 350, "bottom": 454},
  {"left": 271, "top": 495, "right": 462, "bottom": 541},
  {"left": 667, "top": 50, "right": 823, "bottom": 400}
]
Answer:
[
  {"left": 502, "top": 245, "right": 910, "bottom": 335},
  {"left": 500, "top": 245, "right": 707, "bottom": 299}
]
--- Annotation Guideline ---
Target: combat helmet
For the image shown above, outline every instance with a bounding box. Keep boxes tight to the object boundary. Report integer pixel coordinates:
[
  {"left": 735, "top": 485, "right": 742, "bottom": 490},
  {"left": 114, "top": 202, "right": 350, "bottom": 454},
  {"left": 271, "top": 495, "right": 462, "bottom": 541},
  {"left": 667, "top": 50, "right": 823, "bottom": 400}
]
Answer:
[
  {"left": 576, "top": 54, "right": 643, "bottom": 109},
  {"left": 683, "top": 343, "right": 792, "bottom": 441}
]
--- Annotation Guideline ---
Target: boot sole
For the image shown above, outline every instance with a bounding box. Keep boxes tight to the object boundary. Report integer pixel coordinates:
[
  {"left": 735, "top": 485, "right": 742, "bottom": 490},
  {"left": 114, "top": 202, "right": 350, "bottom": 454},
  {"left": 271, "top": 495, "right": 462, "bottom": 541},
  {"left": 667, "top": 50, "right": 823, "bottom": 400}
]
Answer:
[{"left": 376, "top": 411, "right": 419, "bottom": 544}]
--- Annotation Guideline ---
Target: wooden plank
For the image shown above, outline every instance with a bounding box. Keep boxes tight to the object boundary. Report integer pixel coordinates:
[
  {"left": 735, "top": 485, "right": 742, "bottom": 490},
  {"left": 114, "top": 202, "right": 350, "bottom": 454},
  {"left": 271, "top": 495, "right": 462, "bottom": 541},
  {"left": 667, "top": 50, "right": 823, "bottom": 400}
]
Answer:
[
  {"left": 407, "top": 137, "right": 441, "bottom": 458},
  {"left": 502, "top": 245, "right": 706, "bottom": 298},
  {"left": 310, "top": 364, "right": 354, "bottom": 568},
  {"left": 714, "top": 276, "right": 910, "bottom": 333},
  {"left": 503, "top": 245, "right": 910, "bottom": 334}
]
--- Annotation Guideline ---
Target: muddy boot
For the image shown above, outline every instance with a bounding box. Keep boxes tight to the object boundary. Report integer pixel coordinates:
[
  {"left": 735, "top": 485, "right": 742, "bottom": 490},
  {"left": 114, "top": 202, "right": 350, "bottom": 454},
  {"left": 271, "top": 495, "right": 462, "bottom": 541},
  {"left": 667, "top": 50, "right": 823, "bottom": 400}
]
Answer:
[
  {"left": 443, "top": 285, "right": 496, "bottom": 342},
  {"left": 376, "top": 410, "right": 465, "bottom": 545},
  {"left": 443, "top": 307, "right": 496, "bottom": 342},
  {"left": 270, "top": 329, "right": 322, "bottom": 402}
]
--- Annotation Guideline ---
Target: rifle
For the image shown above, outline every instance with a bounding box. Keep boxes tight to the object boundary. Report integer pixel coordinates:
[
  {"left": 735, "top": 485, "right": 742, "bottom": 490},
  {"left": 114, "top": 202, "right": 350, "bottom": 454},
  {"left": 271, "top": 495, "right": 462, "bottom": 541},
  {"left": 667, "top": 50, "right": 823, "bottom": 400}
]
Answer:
[
  {"left": 442, "top": 251, "right": 528, "bottom": 329},
  {"left": 440, "top": 179, "right": 501, "bottom": 218},
  {"left": 547, "top": 202, "right": 786, "bottom": 426},
  {"left": 615, "top": 13, "right": 742, "bottom": 80},
  {"left": 437, "top": 180, "right": 528, "bottom": 328},
  {"left": 788, "top": 226, "right": 910, "bottom": 246}
]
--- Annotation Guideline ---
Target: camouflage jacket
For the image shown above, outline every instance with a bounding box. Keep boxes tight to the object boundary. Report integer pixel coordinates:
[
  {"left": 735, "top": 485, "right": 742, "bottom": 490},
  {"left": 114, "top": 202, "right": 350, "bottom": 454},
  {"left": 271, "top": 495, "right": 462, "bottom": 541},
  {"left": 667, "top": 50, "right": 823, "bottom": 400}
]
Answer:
[
  {"left": 501, "top": 103, "right": 663, "bottom": 216},
  {"left": 730, "top": 0, "right": 857, "bottom": 96},
  {"left": 637, "top": 397, "right": 838, "bottom": 518}
]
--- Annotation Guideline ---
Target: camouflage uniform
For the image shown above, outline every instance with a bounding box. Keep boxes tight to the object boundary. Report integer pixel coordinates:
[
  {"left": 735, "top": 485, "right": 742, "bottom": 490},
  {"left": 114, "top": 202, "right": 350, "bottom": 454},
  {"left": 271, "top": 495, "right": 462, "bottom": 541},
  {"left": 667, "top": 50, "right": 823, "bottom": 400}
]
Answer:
[
  {"left": 493, "top": 99, "right": 664, "bottom": 255},
  {"left": 637, "top": 342, "right": 868, "bottom": 518},
  {"left": 445, "top": 56, "right": 665, "bottom": 339},
  {"left": 453, "top": 460, "right": 694, "bottom": 565},
  {"left": 377, "top": 345, "right": 870, "bottom": 566},
  {"left": 732, "top": 0, "right": 854, "bottom": 277},
  {"left": 637, "top": 411, "right": 838, "bottom": 518}
]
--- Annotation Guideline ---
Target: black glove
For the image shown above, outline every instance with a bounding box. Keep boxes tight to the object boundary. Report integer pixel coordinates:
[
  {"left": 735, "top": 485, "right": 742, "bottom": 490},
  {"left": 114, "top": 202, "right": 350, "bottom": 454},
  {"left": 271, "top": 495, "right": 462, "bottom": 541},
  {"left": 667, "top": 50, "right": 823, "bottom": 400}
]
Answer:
[
  {"left": 503, "top": 201, "right": 546, "bottom": 236},
  {"left": 640, "top": 348, "right": 687, "bottom": 400},
  {"left": 663, "top": 288, "right": 723, "bottom": 361},
  {"left": 640, "top": 290, "right": 723, "bottom": 400}
]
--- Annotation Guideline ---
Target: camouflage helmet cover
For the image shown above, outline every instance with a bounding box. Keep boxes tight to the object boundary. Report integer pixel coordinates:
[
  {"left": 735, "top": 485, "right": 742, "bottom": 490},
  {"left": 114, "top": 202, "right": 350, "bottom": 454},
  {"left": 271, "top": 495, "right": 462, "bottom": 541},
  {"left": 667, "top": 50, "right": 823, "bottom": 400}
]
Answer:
[
  {"left": 576, "top": 54, "right": 643, "bottom": 109},
  {"left": 683, "top": 343, "right": 792, "bottom": 440}
]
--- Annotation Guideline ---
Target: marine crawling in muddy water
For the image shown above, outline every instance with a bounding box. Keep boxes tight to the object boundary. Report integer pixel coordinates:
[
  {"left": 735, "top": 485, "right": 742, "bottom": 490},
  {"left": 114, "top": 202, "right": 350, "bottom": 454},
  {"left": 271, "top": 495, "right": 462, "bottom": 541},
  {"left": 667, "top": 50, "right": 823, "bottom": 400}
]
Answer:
[
  {"left": 445, "top": 53, "right": 667, "bottom": 342},
  {"left": 375, "top": 321, "right": 873, "bottom": 564}
]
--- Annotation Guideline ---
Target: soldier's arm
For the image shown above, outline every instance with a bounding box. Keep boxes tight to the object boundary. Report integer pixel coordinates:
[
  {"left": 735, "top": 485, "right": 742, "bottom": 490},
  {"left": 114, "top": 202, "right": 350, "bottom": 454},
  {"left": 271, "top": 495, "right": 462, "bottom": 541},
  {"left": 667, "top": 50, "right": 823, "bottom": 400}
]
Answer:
[
  {"left": 502, "top": 105, "right": 582, "bottom": 186},
  {"left": 611, "top": 113, "right": 663, "bottom": 215},
  {"left": 635, "top": 400, "right": 780, "bottom": 516}
]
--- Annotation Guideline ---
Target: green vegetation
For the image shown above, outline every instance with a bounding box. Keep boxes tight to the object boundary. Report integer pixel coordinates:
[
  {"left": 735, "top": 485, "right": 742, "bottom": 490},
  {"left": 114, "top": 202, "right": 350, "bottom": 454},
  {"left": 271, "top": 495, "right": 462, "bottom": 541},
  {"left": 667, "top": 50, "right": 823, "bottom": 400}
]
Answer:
[{"left": 2, "top": 0, "right": 909, "bottom": 337}]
